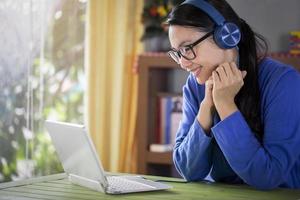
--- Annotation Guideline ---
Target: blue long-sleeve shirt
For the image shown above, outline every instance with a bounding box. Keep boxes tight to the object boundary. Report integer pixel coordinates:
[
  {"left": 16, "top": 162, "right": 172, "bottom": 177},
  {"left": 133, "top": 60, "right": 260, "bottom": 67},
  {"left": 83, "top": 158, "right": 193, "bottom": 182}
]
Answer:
[{"left": 173, "top": 57, "right": 300, "bottom": 189}]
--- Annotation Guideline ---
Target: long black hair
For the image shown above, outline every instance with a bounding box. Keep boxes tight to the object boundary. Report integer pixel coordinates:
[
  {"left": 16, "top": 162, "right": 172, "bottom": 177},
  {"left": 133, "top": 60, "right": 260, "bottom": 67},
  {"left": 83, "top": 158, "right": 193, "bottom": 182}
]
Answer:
[{"left": 167, "top": 0, "right": 268, "bottom": 142}]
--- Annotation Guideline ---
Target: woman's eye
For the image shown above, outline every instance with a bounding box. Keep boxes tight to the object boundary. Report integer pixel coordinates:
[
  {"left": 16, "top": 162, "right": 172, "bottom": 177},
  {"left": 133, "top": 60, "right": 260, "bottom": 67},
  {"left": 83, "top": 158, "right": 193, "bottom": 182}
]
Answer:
[{"left": 181, "top": 47, "right": 191, "bottom": 54}]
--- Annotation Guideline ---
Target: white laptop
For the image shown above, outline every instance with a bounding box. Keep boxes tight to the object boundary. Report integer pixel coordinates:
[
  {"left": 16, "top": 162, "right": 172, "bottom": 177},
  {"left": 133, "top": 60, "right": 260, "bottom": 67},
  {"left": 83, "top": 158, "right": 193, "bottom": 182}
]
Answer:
[{"left": 44, "top": 120, "right": 172, "bottom": 194}]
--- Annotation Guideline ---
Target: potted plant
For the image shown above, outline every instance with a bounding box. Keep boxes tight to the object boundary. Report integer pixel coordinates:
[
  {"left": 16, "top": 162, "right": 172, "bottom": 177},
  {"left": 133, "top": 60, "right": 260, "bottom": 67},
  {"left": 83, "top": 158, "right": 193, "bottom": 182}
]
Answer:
[{"left": 141, "top": 0, "right": 184, "bottom": 52}]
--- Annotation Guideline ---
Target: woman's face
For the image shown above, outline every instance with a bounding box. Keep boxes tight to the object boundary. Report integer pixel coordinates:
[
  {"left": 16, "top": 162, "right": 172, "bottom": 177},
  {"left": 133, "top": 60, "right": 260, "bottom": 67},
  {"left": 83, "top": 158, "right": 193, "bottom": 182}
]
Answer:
[{"left": 168, "top": 25, "right": 238, "bottom": 84}]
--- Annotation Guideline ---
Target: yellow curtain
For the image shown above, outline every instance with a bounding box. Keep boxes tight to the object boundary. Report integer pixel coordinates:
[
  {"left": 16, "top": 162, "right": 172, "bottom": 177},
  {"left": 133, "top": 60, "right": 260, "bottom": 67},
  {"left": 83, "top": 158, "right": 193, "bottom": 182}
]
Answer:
[{"left": 85, "top": 0, "right": 143, "bottom": 172}]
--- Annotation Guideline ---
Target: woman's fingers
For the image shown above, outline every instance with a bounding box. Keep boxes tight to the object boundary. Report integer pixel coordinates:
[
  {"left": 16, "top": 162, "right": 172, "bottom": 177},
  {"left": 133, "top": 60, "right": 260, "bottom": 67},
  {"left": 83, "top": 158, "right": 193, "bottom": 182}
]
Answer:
[
  {"left": 241, "top": 70, "right": 247, "bottom": 79},
  {"left": 230, "top": 62, "right": 242, "bottom": 78},
  {"left": 213, "top": 62, "right": 247, "bottom": 87},
  {"left": 222, "top": 63, "right": 234, "bottom": 78},
  {"left": 215, "top": 65, "right": 227, "bottom": 82},
  {"left": 205, "top": 78, "right": 213, "bottom": 88},
  {"left": 212, "top": 71, "right": 220, "bottom": 85}
]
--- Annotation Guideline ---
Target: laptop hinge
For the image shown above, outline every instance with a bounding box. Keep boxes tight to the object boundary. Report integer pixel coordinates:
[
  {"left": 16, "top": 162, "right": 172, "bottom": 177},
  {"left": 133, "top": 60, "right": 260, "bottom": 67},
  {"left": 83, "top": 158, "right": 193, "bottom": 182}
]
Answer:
[{"left": 68, "top": 173, "right": 106, "bottom": 193}]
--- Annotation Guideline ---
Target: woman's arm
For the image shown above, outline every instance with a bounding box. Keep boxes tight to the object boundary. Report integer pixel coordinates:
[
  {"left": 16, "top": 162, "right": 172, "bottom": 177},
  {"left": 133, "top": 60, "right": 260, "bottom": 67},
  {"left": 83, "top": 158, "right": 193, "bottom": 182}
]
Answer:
[
  {"left": 197, "top": 77, "right": 215, "bottom": 134},
  {"left": 173, "top": 75, "right": 214, "bottom": 181},
  {"left": 212, "top": 69, "right": 300, "bottom": 189}
]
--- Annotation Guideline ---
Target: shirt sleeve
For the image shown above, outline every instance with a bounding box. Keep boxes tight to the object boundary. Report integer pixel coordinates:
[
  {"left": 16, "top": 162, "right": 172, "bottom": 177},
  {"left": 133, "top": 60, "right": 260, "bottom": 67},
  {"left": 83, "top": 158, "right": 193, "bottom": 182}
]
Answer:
[
  {"left": 173, "top": 75, "right": 213, "bottom": 181},
  {"left": 211, "top": 70, "right": 300, "bottom": 189}
]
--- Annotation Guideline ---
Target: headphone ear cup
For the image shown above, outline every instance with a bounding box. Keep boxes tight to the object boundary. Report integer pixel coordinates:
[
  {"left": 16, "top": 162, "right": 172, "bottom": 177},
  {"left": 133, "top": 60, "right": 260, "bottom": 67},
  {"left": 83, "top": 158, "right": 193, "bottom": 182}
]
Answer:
[{"left": 214, "top": 22, "right": 241, "bottom": 49}]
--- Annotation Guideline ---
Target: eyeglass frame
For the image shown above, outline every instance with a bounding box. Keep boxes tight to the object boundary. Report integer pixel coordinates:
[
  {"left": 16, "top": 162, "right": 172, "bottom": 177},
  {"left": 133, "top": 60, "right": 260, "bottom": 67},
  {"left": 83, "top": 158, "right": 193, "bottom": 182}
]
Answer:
[{"left": 168, "top": 31, "right": 214, "bottom": 64}]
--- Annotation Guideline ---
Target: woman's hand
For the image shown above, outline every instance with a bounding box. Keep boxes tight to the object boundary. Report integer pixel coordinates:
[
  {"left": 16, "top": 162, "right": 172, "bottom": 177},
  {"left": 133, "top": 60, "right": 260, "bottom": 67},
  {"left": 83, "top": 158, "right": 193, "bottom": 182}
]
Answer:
[{"left": 212, "top": 62, "right": 247, "bottom": 120}]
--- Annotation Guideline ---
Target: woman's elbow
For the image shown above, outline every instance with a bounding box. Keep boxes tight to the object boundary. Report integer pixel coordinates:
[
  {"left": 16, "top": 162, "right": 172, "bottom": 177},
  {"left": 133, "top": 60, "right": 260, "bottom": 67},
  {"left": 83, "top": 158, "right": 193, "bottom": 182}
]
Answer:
[
  {"left": 173, "top": 151, "right": 208, "bottom": 181},
  {"left": 252, "top": 182, "right": 279, "bottom": 190},
  {"left": 243, "top": 176, "right": 281, "bottom": 190}
]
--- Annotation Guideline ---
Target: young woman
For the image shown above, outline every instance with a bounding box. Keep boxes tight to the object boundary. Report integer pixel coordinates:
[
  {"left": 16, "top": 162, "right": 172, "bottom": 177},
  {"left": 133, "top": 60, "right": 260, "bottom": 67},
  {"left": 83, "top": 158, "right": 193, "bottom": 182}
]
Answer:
[{"left": 167, "top": 0, "right": 300, "bottom": 189}]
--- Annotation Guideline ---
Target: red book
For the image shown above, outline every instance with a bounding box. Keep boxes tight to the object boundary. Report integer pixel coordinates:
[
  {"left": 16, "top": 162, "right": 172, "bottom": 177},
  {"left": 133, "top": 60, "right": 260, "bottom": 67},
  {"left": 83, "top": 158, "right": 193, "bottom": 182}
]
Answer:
[{"left": 289, "top": 37, "right": 300, "bottom": 42}]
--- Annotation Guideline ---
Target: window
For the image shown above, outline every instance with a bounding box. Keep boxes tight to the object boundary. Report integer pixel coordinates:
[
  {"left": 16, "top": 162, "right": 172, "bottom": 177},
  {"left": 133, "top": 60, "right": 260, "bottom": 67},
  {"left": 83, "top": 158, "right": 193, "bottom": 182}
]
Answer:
[{"left": 0, "top": 0, "right": 87, "bottom": 182}]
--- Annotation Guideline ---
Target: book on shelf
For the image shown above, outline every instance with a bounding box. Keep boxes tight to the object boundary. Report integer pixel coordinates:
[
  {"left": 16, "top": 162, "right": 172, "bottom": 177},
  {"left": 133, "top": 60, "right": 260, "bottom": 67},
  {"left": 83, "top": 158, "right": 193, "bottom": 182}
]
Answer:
[
  {"left": 152, "top": 93, "right": 183, "bottom": 150},
  {"left": 290, "top": 31, "right": 300, "bottom": 37},
  {"left": 289, "top": 31, "right": 300, "bottom": 55},
  {"left": 149, "top": 144, "right": 173, "bottom": 152}
]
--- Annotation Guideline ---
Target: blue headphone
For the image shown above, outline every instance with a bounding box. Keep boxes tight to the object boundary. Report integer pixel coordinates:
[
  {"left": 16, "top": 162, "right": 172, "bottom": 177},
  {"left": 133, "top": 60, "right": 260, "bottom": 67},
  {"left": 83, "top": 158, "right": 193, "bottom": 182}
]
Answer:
[{"left": 182, "top": 0, "right": 241, "bottom": 49}]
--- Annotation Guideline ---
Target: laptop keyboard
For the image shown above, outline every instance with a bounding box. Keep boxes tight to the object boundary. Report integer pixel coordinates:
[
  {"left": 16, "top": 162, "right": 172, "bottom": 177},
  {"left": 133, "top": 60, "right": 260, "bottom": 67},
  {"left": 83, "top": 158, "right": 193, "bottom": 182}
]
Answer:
[{"left": 107, "top": 176, "right": 155, "bottom": 192}]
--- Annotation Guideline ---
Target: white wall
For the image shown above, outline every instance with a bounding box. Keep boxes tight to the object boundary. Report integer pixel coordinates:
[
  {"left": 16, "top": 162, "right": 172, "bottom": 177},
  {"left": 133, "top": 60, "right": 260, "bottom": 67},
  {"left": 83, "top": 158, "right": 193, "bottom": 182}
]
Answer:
[{"left": 227, "top": 0, "right": 300, "bottom": 52}]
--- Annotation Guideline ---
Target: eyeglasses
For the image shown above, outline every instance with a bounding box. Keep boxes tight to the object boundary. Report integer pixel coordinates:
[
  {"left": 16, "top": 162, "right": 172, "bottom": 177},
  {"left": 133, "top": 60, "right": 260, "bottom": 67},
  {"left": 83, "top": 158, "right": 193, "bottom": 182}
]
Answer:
[{"left": 168, "top": 31, "right": 213, "bottom": 64}]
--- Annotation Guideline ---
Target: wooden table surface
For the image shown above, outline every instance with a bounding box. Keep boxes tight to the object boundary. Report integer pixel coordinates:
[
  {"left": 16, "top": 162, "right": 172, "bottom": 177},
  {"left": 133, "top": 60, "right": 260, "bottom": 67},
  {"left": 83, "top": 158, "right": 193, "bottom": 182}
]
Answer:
[{"left": 0, "top": 173, "right": 299, "bottom": 200}]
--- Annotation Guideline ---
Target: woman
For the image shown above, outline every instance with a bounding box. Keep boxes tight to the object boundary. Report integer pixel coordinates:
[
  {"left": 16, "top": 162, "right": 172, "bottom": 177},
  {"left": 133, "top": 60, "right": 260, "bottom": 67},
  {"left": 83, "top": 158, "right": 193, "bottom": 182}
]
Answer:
[{"left": 167, "top": 0, "right": 300, "bottom": 189}]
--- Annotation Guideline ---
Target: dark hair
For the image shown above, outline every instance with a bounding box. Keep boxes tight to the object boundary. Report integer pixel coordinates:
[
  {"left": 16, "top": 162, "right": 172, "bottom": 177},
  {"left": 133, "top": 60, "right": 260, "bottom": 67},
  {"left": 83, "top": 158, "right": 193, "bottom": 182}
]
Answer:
[{"left": 167, "top": 0, "right": 269, "bottom": 142}]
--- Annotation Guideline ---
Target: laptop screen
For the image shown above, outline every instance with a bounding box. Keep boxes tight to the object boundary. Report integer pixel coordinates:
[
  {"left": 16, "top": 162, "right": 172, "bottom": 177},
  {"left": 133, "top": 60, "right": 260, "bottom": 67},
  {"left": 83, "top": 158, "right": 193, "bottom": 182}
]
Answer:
[{"left": 45, "top": 120, "right": 108, "bottom": 187}]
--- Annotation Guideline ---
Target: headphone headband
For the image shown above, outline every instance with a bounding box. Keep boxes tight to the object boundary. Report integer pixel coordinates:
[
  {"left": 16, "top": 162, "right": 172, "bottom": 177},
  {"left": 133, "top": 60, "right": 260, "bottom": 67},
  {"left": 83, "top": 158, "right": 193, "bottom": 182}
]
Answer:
[
  {"left": 182, "top": 0, "right": 225, "bottom": 26},
  {"left": 180, "top": 0, "right": 241, "bottom": 49}
]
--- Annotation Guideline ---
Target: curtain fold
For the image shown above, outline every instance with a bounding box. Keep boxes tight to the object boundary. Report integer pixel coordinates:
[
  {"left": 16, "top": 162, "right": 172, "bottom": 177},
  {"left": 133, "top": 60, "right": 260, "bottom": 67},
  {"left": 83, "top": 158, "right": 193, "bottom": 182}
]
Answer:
[{"left": 85, "top": 0, "right": 143, "bottom": 172}]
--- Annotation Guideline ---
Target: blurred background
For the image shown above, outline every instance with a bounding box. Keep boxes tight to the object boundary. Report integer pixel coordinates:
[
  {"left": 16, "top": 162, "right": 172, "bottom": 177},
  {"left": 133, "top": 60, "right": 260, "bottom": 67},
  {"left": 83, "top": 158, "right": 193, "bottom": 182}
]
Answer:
[
  {"left": 0, "top": 0, "right": 86, "bottom": 182},
  {"left": 0, "top": 0, "right": 299, "bottom": 183}
]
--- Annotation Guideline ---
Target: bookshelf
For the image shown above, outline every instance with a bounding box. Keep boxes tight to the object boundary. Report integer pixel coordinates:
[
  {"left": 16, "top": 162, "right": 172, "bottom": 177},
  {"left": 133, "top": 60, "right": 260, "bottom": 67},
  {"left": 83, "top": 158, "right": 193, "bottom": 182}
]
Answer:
[
  {"left": 135, "top": 53, "right": 182, "bottom": 177},
  {"left": 135, "top": 52, "right": 300, "bottom": 177}
]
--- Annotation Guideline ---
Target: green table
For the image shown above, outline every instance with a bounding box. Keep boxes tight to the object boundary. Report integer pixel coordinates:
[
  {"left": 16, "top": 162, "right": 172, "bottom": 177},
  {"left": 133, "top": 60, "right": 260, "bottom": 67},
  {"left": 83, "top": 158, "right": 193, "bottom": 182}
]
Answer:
[{"left": 0, "top": 173, "right": 299, "bottom": 200}]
